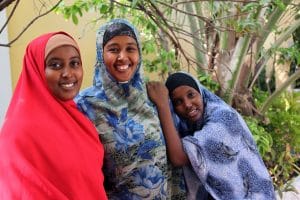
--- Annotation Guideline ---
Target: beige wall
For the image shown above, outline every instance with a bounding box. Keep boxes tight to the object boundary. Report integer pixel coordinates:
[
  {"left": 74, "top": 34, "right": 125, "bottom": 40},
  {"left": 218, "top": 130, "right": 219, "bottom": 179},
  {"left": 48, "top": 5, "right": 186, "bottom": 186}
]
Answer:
[
  {"left": 7, "top": 0, "right": 100, "bottom": 90},
  {"left": 1, "top": 1, "right": 187, "bottom": 126},
  {"left": 6, "top": 1, "right": 162, "bottom": 91}
]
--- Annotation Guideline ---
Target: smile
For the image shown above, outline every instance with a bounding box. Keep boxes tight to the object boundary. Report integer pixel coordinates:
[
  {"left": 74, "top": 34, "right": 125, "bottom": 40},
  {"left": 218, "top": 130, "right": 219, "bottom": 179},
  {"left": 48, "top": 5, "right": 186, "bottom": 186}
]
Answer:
[
  {"left": 115, "top": 64, "right": 130, "bottom": 72},
  {"left": 187, "top": 108, "right": 198, "bottom": 118},
  {"left": 60, "top": 82, "right": 76, "bottom": 89}
]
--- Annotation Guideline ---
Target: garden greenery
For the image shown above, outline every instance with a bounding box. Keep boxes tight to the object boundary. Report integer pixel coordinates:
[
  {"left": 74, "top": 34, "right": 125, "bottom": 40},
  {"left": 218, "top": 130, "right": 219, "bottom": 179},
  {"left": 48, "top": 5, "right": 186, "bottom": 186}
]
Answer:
[{"left": 56, "top": 0, "right": 300, "bottom": 193}]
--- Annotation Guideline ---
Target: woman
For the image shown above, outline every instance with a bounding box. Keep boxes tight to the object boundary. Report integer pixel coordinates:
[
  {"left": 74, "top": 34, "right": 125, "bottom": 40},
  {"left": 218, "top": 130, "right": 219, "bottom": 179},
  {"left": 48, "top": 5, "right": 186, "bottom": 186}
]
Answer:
[
  {"left": 76, "top": 19, "right": 186, "bottom": 199},
  {"left": 147, "top": 71, "right": 276, "bottom": 200},
  {"left": 0, "top": 32, "right": 107, "bottom": 199}
]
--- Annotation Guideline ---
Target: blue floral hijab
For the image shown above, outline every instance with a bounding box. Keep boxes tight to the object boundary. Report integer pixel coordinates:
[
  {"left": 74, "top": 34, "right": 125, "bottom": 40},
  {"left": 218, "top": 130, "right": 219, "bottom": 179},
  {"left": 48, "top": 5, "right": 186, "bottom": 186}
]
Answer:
[
  {"left": 169, "top": 72, "right": 275, "bottom": 200},
  {"left": 76, "top": 19, "right": 186, "bottom": 199}
]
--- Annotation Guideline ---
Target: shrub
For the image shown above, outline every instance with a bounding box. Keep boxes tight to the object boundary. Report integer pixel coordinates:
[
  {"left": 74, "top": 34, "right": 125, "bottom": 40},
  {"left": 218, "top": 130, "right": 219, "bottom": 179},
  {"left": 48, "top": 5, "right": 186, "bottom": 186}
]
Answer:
[{"left": 246, "top": 90, "right": 300, "bottom": 194}]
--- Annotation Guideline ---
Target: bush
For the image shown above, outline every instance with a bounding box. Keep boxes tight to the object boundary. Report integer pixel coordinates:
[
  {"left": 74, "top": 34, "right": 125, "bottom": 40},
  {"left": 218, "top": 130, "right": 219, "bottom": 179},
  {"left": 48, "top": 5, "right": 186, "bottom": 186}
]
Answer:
[{"left": 245, "top": 90, "right": 300, "bottom": 194}]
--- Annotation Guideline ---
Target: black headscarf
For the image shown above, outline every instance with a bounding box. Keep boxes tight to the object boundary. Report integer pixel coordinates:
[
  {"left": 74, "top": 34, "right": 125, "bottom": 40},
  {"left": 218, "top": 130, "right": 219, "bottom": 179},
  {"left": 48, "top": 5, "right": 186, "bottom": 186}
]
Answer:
[{"left": 165, "top": 72, "right": 200, "bottom": 96}]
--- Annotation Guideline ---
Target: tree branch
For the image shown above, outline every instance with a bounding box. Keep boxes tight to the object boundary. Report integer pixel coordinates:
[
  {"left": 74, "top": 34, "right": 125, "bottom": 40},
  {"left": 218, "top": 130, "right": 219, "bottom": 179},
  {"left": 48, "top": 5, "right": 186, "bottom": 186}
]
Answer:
[
  {"left": 0, "top": 0, "right": 16, "bottom": 11},
  {"left": 0, "top": 0, "right": 62, "bottom": 47},
  {"left": 0, "top": 0, "right": 20, "bottom": 34},
  {"left": 260, "top": 68, "right": 300, "bottom": 113}
]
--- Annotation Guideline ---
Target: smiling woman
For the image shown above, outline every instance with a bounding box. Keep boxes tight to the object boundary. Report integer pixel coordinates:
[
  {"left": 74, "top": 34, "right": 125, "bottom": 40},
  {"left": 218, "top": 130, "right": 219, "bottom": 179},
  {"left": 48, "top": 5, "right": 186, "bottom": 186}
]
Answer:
[
  {"left": 44, "top": 34, "right": 83, "bottom": 101},
  {"left": 147, "top": 71, "right": 276, "bottom": 200},
  {"left": 75, "top": 18, "right": 187, "bottom": 199},
  {"left": 0, "top": 32, "right": 107, "bottom": 199},
  {"left": 103, "top": 35, "right": 139, "bottom": 82}
]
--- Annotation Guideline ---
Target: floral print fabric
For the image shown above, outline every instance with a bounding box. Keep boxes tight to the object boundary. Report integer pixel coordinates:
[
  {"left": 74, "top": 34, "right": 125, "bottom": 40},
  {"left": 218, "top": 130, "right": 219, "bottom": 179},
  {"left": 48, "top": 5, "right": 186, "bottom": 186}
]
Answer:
[{"left": 76, "top": 19, "right": 186, "bottom": 199}]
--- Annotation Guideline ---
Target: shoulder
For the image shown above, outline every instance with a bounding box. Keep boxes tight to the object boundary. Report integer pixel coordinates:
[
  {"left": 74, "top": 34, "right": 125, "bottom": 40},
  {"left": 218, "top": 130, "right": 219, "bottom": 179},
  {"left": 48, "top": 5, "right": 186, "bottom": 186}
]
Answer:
[
  {"left": 76, "top": 86, "right": 108, "bottom": 102},
  {"left": 207, "top": 106, "right": 238, "bottom": 121}
]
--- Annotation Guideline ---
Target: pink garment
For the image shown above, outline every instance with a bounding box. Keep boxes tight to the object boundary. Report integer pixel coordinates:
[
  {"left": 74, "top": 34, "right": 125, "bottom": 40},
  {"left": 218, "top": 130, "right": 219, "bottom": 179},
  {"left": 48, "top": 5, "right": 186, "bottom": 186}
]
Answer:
[{"left": 0, "top": 32, "right": 107, "bottom": 200}]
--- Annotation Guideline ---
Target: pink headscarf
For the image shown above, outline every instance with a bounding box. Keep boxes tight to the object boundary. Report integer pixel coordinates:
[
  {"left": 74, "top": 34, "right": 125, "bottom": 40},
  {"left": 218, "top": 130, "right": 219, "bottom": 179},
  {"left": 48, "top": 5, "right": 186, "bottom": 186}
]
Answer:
[{"left": 0, "top": 32, "right": 107, "bottom": 199}]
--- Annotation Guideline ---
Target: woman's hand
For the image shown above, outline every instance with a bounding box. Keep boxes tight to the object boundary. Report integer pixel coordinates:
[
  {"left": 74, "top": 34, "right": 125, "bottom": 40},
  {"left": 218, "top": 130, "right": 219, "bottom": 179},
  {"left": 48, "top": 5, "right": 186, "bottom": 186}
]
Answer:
[
  {"left": 146, "top": 81, "right": 169, "bottom": 108},
  {"left": 147, "top": 81, "right": 190, "bottom": 167}
]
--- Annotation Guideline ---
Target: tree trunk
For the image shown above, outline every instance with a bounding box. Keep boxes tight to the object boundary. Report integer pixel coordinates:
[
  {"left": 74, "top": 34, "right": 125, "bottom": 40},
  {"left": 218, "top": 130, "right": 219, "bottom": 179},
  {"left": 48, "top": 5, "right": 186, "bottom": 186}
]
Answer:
[{"left": 232, "top": 55, "right": 257, "bottom": 116}]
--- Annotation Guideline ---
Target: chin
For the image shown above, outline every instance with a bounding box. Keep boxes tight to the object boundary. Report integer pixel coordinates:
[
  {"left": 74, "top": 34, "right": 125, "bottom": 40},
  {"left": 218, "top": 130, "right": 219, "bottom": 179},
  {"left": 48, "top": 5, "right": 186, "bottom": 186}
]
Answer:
[
  {"left": 60, "top": 93, "right": 77, "bottom": 101},
  {"left": 189, "top": 115, "right": 201, "bottom": 123},
  {"left": 117, "top": 77, "right": 131, "bottom": 82}
]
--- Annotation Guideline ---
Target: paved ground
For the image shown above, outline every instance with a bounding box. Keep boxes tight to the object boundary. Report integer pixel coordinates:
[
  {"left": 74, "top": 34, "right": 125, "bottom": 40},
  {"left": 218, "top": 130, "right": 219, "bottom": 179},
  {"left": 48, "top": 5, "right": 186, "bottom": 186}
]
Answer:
[{"left": 276, "top": 176, "right": 300, "bottom": 200}]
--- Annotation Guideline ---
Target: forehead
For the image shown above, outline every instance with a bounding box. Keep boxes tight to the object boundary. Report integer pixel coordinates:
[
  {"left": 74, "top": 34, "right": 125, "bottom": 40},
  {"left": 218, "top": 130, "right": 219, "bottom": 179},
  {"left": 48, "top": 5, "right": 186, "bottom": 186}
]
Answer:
[
  {"left": 171, "top": 85, "right": 200, "bottom": 98},
  {"left": 45, "top": 45, "right": 80, "bottom": 60},
  {"left": 104, "top": 35, "right": 137, "bottom": 46}
]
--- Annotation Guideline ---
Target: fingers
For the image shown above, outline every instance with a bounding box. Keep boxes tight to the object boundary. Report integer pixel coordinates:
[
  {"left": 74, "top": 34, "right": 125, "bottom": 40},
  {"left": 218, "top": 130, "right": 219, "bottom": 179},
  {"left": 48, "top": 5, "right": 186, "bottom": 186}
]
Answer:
[
  {"left": 147, "top": 81, "right": 159, "bottom": 88},
  {"left": 147, "top": 81, "right": 164, "bottom": 90},
  {"left": 146, "top": 81, "right": 159, "bottom": 93},
  {"left": 146, "top": 81, "right": 169, "bottom": 99}
]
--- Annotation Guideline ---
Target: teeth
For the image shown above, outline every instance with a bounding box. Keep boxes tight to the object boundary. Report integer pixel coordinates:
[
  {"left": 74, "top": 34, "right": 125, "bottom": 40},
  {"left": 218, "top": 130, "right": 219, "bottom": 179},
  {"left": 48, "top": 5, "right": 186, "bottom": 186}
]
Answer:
[
  {"left": 188, "top": 109, "right": 197, "bottom": 117},
  {"left": 117, "top": 65, "right": 129, "bottom": 71},
  {"left": 189, "top": 109, "right": 196, "bottom": 114},
  {"left": 62, "top": 83, "right": 74, "bottom": 88}
]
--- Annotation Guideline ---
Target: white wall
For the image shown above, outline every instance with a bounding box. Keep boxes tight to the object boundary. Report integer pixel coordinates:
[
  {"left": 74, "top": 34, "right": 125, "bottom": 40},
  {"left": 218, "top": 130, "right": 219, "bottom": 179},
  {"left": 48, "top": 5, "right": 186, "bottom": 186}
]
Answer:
[{"left": 0, "top": 10, "right": 12, "bottom": 128}]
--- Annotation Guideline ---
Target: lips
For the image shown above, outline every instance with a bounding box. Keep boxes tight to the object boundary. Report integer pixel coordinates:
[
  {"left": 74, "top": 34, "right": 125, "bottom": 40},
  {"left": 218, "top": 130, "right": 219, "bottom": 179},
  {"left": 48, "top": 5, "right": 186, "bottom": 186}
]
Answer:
[
  {"left": 187, "top": 108, "right": 199, "bottom": 119},
  {"left": 115, "top": 64, "right": 131, "bottom": 72},
  {"left": 60, "top": 81, "right": 77, "bottom": 89}
]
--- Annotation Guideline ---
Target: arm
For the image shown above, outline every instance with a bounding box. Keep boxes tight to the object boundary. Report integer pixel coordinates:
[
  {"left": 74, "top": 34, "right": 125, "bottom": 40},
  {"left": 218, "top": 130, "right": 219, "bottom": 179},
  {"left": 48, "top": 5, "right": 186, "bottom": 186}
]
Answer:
[{"left": 146, "top": 81, "right": 189, "bottom": 167}]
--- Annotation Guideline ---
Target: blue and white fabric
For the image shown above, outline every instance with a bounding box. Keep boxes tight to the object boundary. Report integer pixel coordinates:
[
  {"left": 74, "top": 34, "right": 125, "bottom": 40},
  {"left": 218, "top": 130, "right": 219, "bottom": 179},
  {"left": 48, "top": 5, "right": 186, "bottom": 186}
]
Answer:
[
  {"left": 172, "top": 72, "right": 275, "bottom": 200},
  {"left": 75, "top": 19, "right": 186, "bottom": 199}
]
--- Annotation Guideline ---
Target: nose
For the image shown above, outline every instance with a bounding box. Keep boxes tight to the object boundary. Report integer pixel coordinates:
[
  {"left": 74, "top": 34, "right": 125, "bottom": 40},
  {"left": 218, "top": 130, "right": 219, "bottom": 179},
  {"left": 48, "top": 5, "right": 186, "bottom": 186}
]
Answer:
[
  {"left": 183, "top": 99, "right": 192, "bottom": 109},
  {"left": 62, "top": 66, "right": 72, "bottom": 78},
  {"left": 117, "top": 50, "right": 127, "bottom": 61}
]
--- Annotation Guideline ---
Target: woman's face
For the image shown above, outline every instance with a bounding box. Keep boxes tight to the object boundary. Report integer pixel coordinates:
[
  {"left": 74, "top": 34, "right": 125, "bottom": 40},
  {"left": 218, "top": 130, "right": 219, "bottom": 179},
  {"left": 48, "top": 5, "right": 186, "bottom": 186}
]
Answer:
[
  {"left": 171, "top": 85, "right": 204, "bottom": 122},
  {"left": 103, "top": 35, "right": 139, "bottom": 82},
  {"left": 45, "top": 45, "right": 83, "bottom": 101}
]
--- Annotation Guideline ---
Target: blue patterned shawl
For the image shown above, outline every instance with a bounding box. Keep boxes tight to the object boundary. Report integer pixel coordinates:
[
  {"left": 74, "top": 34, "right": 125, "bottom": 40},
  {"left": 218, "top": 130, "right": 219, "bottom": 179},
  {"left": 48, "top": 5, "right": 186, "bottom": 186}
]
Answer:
[
  {"left": 171, "top": 72, "right": 275, "bottom": 200},
  {"left": 75, "top": 19, "right": 186, "bottom": 199}
]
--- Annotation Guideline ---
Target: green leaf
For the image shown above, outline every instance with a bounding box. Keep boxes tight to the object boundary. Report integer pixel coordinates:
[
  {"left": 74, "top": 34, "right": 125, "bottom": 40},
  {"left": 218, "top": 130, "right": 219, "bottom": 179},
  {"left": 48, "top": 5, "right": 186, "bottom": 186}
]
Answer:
[
  {"left": 100, "top": 4, "right": 109, "bottom": 13},
  {"left": 241, "top": 2, "right": 259, "bottom": 12},
  {"left": 72, "top": 14, "right": 78, "bottom": 25},
  {"left": 131, "top": 0, "right": 138, "bottom": 8}
]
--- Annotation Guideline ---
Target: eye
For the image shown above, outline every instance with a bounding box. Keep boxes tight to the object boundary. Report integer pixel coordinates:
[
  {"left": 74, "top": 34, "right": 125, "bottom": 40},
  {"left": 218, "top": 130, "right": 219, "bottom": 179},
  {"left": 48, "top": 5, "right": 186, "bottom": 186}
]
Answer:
[
  {"left": 172, "top": 98, "right": 182, "bottom": 107},
  {"left": 70, "top": 58, "right": 82, "bottom": 68},
  {"left": 107, "top": 47, "right": 119, "bottom": 53},
  {"left": 127, "top": 45, "right": 138, "bottom": 52},
  {"left": 46, "top": 61, "right": 62, "bottom": 70},
  {"left": 187, "top": 91, "right": 197, "bottom": 98}
]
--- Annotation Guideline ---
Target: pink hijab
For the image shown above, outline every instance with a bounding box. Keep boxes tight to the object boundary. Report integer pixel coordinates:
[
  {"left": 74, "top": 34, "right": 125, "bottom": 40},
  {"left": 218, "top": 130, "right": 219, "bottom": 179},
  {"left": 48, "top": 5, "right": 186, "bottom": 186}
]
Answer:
[{"left": 0, "top": 32, "right": 107, "bottom": 199}]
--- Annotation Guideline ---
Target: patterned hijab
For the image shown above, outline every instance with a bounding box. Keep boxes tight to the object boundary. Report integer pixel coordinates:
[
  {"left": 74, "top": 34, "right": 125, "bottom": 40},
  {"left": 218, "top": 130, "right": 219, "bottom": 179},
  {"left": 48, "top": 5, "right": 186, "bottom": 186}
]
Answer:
[
  {"left": 0, "top": 32, "right": 107, "bottom": 199},
  {"left": 76, "top": 19, "right": 186, "bottom": 199},
  {"left": 168, "top": 72, "right": 275, "bottom": 200}
]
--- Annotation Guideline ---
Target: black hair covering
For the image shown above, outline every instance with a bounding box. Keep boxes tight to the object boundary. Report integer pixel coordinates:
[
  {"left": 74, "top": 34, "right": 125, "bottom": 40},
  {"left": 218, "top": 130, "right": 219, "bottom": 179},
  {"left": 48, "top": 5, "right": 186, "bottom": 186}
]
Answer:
[
  {"left": 165, "top": 72, "right": 200, "bottom": 95},
  {"left": 103, "top": 23, "right": 137, "bottom": 47}
]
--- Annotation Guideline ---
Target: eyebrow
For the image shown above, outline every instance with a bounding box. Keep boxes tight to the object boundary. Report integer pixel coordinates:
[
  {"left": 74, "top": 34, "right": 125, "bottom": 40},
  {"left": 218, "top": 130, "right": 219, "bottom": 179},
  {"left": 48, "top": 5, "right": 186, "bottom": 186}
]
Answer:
[
  {"left": 105, "top": 42, "right": 137, "bottom": 47},
  {"left": 187, "top": 89, "right": 196, "bottom": 93},
  {"left": 46, "top": 56, "right": 80, "bottom": 62}
]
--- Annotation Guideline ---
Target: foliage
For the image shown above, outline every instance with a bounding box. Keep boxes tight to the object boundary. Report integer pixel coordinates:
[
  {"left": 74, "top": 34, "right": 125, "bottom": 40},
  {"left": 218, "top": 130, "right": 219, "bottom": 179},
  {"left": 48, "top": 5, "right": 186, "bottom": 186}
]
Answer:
[
  {"left": 276, "top": 45, "right": 300, "bottom": 65},
  {"left": 246, "top": 89, "right": 300, "bottom": 192},
  {"left": 265, "top": 92, "right": 300, "bottom": 154},
  {"left": 196, "top": 71, "right": 220, "bottom": 93},
  {"left": 56, "top": 0, "right": 183, "bottom": 79},
  {"left": 56, "top": 0, "right": 300, "bottom": 190},
  {"left": 245, "top": 116, "right": 273, "bottom": 158},
  {"left": 55, "top": 1, "right": 300, "bottom": 111}
]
